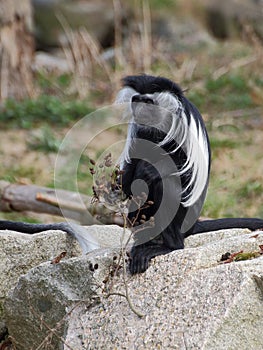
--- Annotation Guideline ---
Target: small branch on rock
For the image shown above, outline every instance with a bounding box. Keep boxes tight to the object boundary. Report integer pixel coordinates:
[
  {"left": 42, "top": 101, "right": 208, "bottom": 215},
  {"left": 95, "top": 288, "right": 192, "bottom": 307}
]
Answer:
[
  {"left": 30, "top": 304, "right": 75, "bottom": 350},
  {"left": 106, "top": 213, "right": 145, "bottom": 318}
]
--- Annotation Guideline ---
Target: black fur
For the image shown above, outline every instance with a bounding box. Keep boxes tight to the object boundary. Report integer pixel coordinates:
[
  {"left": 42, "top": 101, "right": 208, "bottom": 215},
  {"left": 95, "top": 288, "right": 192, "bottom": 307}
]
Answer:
[
  {"left": 122, "top": 75, "right": 183, "bottom": 96},
  {"left": 0, "top": 221, "right": 75, "bottom": 235}
]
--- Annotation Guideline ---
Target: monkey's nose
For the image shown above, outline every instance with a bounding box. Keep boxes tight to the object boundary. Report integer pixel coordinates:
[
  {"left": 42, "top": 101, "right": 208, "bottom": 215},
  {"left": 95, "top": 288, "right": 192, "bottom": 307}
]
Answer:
[{"left": 132, "top": 95, "right": 154, "bottom": 104}]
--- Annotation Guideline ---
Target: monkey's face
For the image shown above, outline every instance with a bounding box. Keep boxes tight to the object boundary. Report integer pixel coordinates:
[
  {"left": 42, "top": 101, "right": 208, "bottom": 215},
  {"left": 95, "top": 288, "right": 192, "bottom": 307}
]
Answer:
[
  {"left": 116, "top": 83, "right": 184, "bottom": 137},
  {"left": 131, "top": 93, "right": 173, "bottom": 132}
]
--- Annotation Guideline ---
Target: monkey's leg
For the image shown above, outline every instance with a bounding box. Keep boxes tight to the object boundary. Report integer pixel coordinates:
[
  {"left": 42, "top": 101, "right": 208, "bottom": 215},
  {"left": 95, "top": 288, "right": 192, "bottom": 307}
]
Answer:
[
  {"left": 129, "top": 220, "right": 185, "bottom": 274},
  {"left": 129, "top": 242, "right": 173, "bottom": 274}
]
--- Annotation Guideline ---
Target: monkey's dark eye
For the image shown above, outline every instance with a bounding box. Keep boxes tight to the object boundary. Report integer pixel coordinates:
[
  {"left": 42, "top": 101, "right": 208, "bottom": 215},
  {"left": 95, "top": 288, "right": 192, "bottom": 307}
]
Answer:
[{"left": 132, "top": 95, "right": 154, "bottom": 105}]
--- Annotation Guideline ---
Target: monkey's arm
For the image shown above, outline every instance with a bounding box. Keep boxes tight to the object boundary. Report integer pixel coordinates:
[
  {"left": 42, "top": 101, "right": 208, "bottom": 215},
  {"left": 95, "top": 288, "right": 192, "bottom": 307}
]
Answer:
[
  {"left": 120, "top": 159, "right": 139, "bottom": 196},
  {"left": 128, "top": 163, "right": 186, "bottom": 274}
]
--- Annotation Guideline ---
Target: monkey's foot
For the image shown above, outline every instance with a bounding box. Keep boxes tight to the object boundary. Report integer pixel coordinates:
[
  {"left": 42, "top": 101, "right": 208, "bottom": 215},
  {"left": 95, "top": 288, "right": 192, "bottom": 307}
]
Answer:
[{"left": 129, "top": 244, "right": 172, "bottom": 274}]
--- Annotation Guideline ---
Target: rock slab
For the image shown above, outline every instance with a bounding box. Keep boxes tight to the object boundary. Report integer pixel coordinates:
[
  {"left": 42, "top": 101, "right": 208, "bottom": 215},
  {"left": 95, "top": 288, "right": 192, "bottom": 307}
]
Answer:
[{"left": 2, "top": 228, "right": 263, "bottom": 349}]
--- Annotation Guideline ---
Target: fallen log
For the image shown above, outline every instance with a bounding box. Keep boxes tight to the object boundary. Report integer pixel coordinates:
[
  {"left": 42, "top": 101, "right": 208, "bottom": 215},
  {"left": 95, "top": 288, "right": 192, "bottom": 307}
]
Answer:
[{"left": 0, "top": 180, "right": 123, "bottom": 226}]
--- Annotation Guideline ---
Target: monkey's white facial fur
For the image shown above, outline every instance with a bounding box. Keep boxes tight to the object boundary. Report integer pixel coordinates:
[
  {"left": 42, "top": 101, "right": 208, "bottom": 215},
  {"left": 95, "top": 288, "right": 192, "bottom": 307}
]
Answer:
[
  {"left": 131, "top": 93, "right": 172, "bottom": 131},
  {"left": 116, "top": 88, "right": 182, "bottom": 133}
]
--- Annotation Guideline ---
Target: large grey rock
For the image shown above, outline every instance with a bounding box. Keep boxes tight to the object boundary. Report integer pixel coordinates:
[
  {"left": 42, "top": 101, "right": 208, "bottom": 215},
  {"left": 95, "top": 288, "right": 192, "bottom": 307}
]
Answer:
[
  {"left": 0, "top": 229, "right": 81, "bottom": 300},
  {"left": 3, "top": 228, "right": 263, "bottom": 349},
  {"left": 66, "top": 259, "right": 263, "bottom": 350},
  {"left": 4, "top": 249, "right": 115, "bottom": 350},
  {"left": 0, "top": 224, "right": 129, "bottom": 341},
  {"left": 0, "top": 229, "right": 81, "bottom": 338}
]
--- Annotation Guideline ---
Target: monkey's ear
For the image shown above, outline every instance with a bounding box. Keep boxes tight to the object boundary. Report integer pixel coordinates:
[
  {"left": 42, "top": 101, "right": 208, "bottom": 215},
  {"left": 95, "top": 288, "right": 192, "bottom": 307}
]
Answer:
[{"left": 115, "top": 87, "right": 137, "bottom": 104}]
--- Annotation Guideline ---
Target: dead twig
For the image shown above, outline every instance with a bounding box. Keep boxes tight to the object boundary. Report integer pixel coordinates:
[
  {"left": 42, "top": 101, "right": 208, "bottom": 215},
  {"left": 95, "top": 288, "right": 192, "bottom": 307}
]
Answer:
[{"left": 30, "top": 302, "right": 84, "bottom": 350}]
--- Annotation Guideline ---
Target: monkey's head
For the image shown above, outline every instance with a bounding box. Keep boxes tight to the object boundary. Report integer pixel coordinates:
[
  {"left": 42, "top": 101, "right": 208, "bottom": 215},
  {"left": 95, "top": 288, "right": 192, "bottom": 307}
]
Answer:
[{"left": 116, "top": 75, "right": 184, "bottom": 134}]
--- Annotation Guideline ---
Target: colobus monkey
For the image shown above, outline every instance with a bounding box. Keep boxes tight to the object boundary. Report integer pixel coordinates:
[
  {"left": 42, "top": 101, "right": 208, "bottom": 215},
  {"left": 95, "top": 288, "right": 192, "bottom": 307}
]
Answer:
[
  {"left": 116, "top": 74, "right": 263, "bottom": 273},
  {"left": 1, "top": 74, "right": 263, "bottom": 274}
]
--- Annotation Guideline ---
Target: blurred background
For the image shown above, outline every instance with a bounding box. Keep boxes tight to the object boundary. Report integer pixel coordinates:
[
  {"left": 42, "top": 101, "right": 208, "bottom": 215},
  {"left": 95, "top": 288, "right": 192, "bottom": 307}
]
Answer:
[{"left": 0, "top": 0, "right": 263, "bottom": 222}]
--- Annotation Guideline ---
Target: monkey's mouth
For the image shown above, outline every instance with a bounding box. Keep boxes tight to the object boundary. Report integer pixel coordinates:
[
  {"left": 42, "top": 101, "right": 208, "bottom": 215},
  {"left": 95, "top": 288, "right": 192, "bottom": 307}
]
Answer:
[{"left": 131, "top": 102, "right": 161, "bottom": 126}]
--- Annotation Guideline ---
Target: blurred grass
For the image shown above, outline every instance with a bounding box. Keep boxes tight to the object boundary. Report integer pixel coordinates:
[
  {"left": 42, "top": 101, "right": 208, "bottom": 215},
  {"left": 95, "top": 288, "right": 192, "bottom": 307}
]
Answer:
[
  {"left": 188, "top": 73, "right": 255, "bottom": 112},
  {"left": 0, "top": 95, "right": 94, "bottom": 129},
  {"left": 27, "top": 126, "right": 62, "bottom": 153}
]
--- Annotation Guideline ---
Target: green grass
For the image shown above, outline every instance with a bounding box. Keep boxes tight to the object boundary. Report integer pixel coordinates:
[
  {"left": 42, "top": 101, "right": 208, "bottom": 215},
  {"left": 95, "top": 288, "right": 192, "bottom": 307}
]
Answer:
[
  {"left": 209, "top": 137, "right": 240, "bottom": 150},
  {"left": 202, "top": 188, "right": 238, "bottom": 218},
  {"left": 0, "top": 95, "right": 94, "bottom": 129},
  {"left": 27, "top": 126, "right": 61, "bottom": 153},
  {"left": 37, "top": 72, "right": 72, "bottom": 93},
  {"left": 205, "top": 74, "right": 248, "bottom": 93},
  {"left": 188, "top": 73, "right": 255, "bottom": 113},
  {"left": 200, "top": 104, "right": 263, "bottom": 219},
  {"left": 0, "top": 165, "right": 40, "bottom": 184},
  {"left": 0, "top": 212, "right": 42, "bottom": 223},
  {"left": 150, "top": 0, "right": 177, "bottom": 9},
  {"left": 53, "top": 153, "right": 94, "bottom": 195},
  {"left": 237, "top": 180, "right": 263, "bottom": 199}
]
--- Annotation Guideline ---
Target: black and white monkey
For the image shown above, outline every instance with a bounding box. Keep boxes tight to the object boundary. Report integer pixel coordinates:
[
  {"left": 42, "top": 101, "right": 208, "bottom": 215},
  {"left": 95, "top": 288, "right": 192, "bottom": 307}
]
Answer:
[
  {"left": 116, "top": 75, "right": 263, "bottom": 273},
  {"left": 1, "top": 74, "right": 263, "bottom": 274}
]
